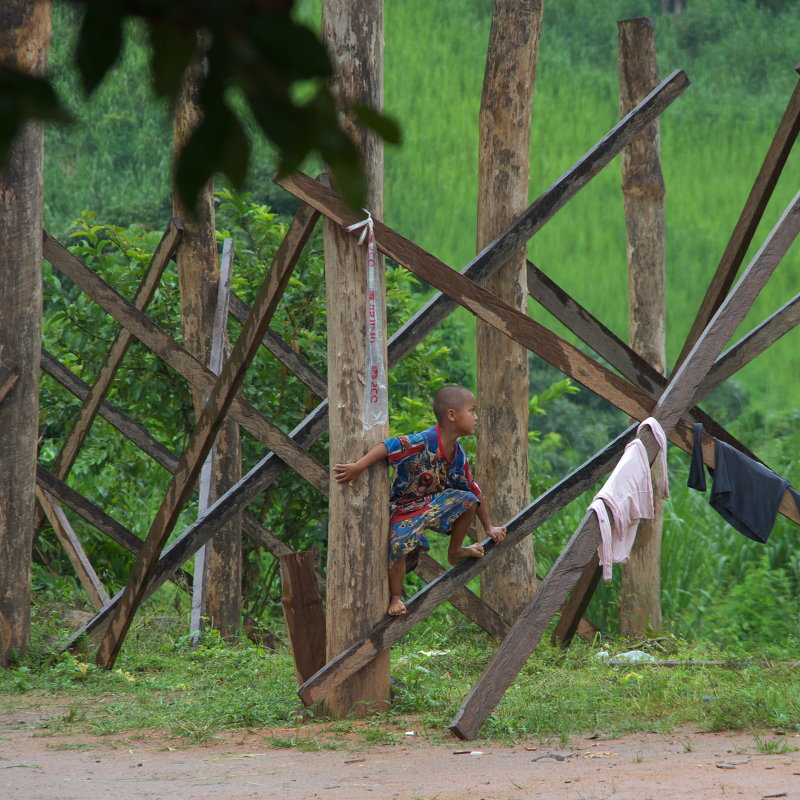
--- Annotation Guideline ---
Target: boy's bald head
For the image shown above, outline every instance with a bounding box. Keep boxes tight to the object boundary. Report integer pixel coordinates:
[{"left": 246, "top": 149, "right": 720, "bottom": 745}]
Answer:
[{"left": 433, "top": 385, "right": 475, "bottom": 423}]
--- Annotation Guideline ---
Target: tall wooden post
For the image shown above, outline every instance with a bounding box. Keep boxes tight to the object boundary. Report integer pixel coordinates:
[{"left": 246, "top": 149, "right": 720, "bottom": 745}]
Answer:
[
  {"left": 617, "top": 17, "right": 665, "bottom": 636},
  {"left": 322, "top": 0, "right": 390, "bottom": 715},
  {"left": 476, "top": 0, "right": 542, "bottom": 621},
  {"left": 173, "top": 46, "right": 242, "bottom": 640},
  {"left": 0, "top": 0, "right": 50, "bottom": 667}
]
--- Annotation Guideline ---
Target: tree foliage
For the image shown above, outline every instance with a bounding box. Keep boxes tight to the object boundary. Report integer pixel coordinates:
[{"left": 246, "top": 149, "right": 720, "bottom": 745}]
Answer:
[{"left": 2, "top": 0, "right": 400, "bottom": 209}]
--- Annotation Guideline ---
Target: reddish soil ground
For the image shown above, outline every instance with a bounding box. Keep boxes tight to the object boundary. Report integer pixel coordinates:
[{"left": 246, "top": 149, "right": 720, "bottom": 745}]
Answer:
[{"left": 2, "top": 704, "right": 799, "bottom": 799}]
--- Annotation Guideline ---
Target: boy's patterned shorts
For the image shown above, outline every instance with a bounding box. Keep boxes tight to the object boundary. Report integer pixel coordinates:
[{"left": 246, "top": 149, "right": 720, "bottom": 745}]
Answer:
[{"left": 389, "top": 488, "right": 479, "bottom": 573}]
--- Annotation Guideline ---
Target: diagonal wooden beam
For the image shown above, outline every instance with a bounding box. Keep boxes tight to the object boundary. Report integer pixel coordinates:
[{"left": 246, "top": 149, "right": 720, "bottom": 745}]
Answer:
[
  {"left": 697, "top": 291, "right": 800, "bottom": 400},
  {"left": 413, "top": 553, "right": 509, "bottom": 641},
  {"left": 35, "top": 485, "right": 110, "bottom": 610},
  {"left": 43, "top": 223, "right": 329, "bottom": 497},
  {"left": 448, "top": 189, "right": 800, "bottom": 740},
  {"left": 295, "top": 188, "right": 800, "bottom": 711},
  {"left": 64, "top": 403, "right": 331, "bottom": 650},
  {"left": 50, "top": 219, "right": 183, "bottom": 482},
  {"left": 228, "top": 293, "right": 328, "bottom": 400},
  {"left": 674, "top": 75, "right": 800, "bottom": 369},
  {"left": 0, "top": 360, "right": 19, "bottom": 405},
  {"left": 41, "top": 348, "right": 180, "bottom": 472},
  {"left": 291, "top": 71, "right": 689, "bottom": 369},
  {"left": 295, "top": 423, "right": 639, "bottom": 706},
  {"left": 526, "top": 259, "right": 759, "bottom": 460},
  {"left": 36, "top": 463, "right": 193, "bottom": 593},
  {"left": 95, "top": 202, "right": 320, "bottom": 669}
]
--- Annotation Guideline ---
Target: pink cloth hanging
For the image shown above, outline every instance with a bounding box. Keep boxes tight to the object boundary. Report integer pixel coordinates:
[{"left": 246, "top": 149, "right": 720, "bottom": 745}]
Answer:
[{"left": 593, "top": 417, "right": 670, "bottom": 580}]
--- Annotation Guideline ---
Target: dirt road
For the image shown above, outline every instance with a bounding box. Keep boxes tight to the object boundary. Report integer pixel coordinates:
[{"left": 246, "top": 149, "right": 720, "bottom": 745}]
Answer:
[{"left": 2, "top": 707, "right": 799, "bottom": 799}]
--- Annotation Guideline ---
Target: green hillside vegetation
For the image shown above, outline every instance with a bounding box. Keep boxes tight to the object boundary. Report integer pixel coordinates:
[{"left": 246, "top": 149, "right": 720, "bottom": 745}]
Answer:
[{"left": 38, "top": 0, "right": 800, "bottom": 646}]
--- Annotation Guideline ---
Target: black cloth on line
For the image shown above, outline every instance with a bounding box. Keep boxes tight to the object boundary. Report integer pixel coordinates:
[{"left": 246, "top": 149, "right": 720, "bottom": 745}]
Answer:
[{"left": 687, "top": 422, "right": 792, "bottom": 543}]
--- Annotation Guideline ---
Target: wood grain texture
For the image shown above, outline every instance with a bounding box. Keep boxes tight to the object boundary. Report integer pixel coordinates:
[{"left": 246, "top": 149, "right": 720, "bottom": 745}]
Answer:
[
  {"left": 414, "top": 553, "right": 510, "bottom": 640},
  {"left": 44, "top": 222, "right": 328, "bottom": 496},
  {"left": 296, "top": 425, "right": 639, "bottom": 707},
  {"left": 322, "top": 0, "right": 390, "bottom": 717},
  {"left": 698, "top": 292, "right": 800, "bottom": 399},
  {"left": 229, "top": 293, "right": 328, "bottom": 399},
  {"left": 0, "top": 361, "right": 19, "bottom": 405},
  {"left": 285, "top": 69, "right": 689, "bottom": 370},
  {"left": 476, "top": 0, "right": 542, "bottom": 619},
  {"left": 449, "top": 427, "right": 664, "bottom": 740},
  {"left": 36, "top": 464, "right": 193, "bottom": 594},
  {"left": 64, "top": 401, "right": 332, "bottom": 650},
  {"left": 551, "top": 555, "right": 602, "bottom": 648},
  {"left": 280, "top": 552, "right": 327, "bottom": 685},
  {"left": 674, "top": 76, "right": 800, "bottom": 368},
  {"left": 95, "top": 201, "right": 319, "bottom": 668},
  {"left": 0, "top": 0, "right": 50, "bottom": 667},
  {"left": 35, "top": 486, "right": 110, "bottom": 610},
  {"left": 40, "top": 348, "right": 180, "bottom": 472},
  {"left": 654, "top": 190, "right": 800, "bottom": 431},
  {"left": 618, "top": 17, "right": 666, "bottom": 636},
  {"left": 50, "top": 219, "right": 183, "bottom": 483}
]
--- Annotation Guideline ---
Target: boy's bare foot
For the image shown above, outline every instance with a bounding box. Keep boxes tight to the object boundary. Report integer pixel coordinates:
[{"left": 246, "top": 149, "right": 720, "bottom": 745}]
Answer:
[
  {"left": 388, "top": 595, "right": 406, "bottom": 616},
  {"left": 447, "top": 543, "right": 485, "bottom": 565}
]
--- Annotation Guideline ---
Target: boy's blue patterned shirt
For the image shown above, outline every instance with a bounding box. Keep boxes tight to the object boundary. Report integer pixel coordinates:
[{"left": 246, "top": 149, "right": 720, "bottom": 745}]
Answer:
[{"left": 383, "top": 425, "right": 481, "bottom": 520}]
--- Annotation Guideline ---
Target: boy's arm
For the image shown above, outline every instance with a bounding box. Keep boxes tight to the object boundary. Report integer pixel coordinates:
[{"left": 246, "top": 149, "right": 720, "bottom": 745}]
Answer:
[
  {"left": 333, "top": 442, "right": 389, "bottom": 486},
  {"left": 476, "top": 497, "right": 506, "bottom": 544}
]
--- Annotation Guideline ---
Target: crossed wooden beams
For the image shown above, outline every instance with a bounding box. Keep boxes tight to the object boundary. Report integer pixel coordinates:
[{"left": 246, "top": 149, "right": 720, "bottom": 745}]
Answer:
[
  {"left": 57, "top": 67, "right": 690, "bottom": 656},
  {"left": 43, "top": 217, "right": 508, "bottom": 648},
  {"left": 53, "top": 68, "right": 799, "bottom": 696},
  {"left": 276, "top": 71, "right": 800, "bottom": 733}
]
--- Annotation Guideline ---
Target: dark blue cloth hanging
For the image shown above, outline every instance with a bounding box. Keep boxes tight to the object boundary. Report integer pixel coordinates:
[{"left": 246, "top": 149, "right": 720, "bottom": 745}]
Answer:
[{"left": 687, "top": 422, "right": 800, "bottom": 543}]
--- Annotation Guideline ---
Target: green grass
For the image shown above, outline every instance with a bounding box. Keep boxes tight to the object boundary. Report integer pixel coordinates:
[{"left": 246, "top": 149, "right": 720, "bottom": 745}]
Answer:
[{"left": 2, "top": 608, "right": 798, "bottom": 748}]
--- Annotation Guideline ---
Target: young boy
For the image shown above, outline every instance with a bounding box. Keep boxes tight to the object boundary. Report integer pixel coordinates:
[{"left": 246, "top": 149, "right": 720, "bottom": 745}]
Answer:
[{"left": 333, "top": 385, "right": 507, "bottom": 616}]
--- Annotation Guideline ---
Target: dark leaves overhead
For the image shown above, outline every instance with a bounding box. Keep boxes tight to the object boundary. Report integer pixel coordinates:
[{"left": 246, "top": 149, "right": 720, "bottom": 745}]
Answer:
[{"left": 1, "top": 0, "right": 401, "bottom": 210}]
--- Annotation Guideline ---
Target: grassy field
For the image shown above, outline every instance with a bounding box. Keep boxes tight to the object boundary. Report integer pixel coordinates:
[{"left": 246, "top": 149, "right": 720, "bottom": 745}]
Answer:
[{"left": 2, "top": 609, "right": 798, "bottom": 745}]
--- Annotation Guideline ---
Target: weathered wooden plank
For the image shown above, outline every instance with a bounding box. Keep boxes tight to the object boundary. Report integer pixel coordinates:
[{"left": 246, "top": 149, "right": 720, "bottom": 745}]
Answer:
[
  {"left": 36, "top": 464, "right": 145, "bottom": 555},
  {"left": 40, "top": 348, "right": 180, "bottom": 472},
  {"left": 449, "top": 426, "right": 663, "bottom": 740},
  {"left": 449, "top": 190, "right": 800, "bottom": 740},
  {"left": 40, "top": 348, "right": 312, "bottom": 564},
  {"left": 295, "top": 424, "right": 639, "bottom": 707},
  {"left": 698, "top": 292, "right": 800, "bottom": 400},
  {"left": 526, "top": 260, "right": 759, "bottom": 460},
  {"left": 280, "top": 551, "right": 327, "bottom": 685},
  {"left": 674, "top": 76, "right": 800, "bottom": 368},
  {"left": 280, "top": 70, "right": 688, "bottom": 368},
  {"left": 95, "top": 201, "right": 320, "bottom": 669},
  {"left": 43, "top": 218, "right": 328, "bottom": 496},
  {"left": 0, "top": 360, "right": 19, "bottom": 405},
  {"left": 50, "top": 219, "right": 183, "bottom": 483},
  {"left": 551, "top": 555, "right": 602, "bottom": 648},
  {"left": 414, "top": 552, "right": 510, "bottom": 641},
  {"left": 192, "top": 237, "right": 235, "bottom": 640},
  {"left": 280, "top": 171, "right": 661, "bottom": 425},
  {"left": 229, "top": 293, "right": 328, "bottom": 399},
  {"left": 35, "top": 463, "right": 193, "bottom": 593},
  {"left": 35, "top": 486, "right": 111, "bottom": 610},
  {"left": 63, "top": 401, "right": 332, "bottom": 650},
  {"left": 475, "top": 0, "right": 541, "bottom": 620},
  {"left": 654, "top": 190, "right": 800, "bottom": 430}
]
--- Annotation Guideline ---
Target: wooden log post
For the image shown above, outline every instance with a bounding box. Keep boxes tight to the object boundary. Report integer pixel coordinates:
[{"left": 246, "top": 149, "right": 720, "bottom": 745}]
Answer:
[
  {"left": 95, "top": 181, "right": 317, "bottom": 669},
  {"left": 173, "top": 47, "right": 242, "bottom": 641},
  {"left": 476, "top": 0, "right": 542, "bottom": 621},
  {"left": 0, "top": 0, "right": 50, "bottom": 668},
  {"left": 321, "top": 0, "right": 390, "bottom": 716},
  {"left": 618, "top": 17, "right": 666, "bottom": 637}
]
